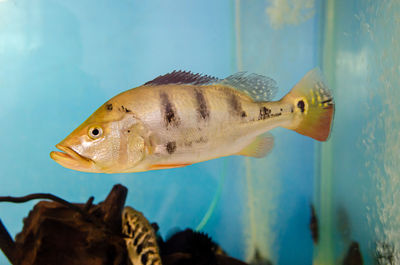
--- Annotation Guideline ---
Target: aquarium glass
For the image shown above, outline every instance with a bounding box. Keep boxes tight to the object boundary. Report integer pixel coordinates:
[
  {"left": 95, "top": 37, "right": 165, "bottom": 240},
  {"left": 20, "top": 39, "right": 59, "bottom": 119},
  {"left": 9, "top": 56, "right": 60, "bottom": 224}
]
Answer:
[{"left": 1, "top": 0, "right": 399, "bottom": 265}]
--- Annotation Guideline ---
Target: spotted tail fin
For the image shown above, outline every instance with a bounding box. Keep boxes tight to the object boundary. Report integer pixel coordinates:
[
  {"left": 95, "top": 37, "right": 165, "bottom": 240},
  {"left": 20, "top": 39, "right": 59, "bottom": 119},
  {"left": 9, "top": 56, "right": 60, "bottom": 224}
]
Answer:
[{"left": 281, "top": 69, "right": 334, "bottom": 141}]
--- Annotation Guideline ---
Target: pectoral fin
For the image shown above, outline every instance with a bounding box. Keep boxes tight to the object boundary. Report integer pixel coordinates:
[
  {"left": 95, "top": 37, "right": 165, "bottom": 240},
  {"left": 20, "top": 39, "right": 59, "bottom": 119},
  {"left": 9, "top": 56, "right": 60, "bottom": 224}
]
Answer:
[{"left": 237, "top": 133, "right": 274, "bottom": 158}]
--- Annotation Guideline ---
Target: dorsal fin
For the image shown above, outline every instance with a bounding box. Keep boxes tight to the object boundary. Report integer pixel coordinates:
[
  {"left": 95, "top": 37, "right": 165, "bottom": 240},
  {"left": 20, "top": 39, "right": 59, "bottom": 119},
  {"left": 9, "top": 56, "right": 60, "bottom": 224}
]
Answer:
[
  {"left": 144, "top": 71, "right": 220, "bottom": 86},
  {"left": 219, "top": 72, "right": 278, "bottom": 102}
]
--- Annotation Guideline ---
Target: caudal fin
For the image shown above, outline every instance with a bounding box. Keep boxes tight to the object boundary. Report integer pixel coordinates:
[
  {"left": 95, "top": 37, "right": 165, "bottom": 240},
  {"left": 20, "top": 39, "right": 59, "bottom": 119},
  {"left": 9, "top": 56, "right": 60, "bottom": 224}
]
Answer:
[{"left": 281, "top": 68, "right": 334, "bottom": 141}]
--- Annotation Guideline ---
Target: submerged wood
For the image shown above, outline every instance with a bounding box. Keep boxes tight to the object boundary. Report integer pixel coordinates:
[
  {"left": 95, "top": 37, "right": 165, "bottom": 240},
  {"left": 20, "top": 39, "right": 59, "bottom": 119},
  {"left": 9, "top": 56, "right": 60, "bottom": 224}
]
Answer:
[
  {"left": 0, "top": 184, "right": 249, "bottom": 265},
  {"left": 0, "top": 184, "right": 128, "bottom": 265},
  {"left": 0, "top": 219, "right": 18, "bottom": 264}
]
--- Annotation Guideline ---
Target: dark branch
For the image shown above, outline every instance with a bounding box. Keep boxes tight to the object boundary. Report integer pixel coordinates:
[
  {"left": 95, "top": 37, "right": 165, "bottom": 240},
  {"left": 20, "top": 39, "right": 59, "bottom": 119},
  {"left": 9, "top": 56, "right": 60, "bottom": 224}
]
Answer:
[
  {"left": 0, "top": 185, "right": 129, "bottom": 264},
  {"left": 0, "top": 193, "right": 90, "bottom": 220},
  {"left": 84, "top": 196, "right": 95, "bottom": 212},
  {"left": 0, "top": 218, "right": 18, "bottom": 264},
  {"left": 98, "top": 184, "right": 127, "bottom": 233}
]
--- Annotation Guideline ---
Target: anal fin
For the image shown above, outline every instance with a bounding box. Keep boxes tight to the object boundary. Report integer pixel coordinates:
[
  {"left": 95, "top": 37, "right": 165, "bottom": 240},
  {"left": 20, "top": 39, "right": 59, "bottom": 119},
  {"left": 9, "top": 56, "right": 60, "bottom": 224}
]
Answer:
[{"left": 237, "top": 133, "right": 274, "bottom": 158}]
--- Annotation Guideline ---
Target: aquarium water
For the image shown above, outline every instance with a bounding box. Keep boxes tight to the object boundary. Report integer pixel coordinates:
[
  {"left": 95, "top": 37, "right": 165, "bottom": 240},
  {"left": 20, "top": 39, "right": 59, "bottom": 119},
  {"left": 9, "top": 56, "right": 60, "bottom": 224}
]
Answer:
[{"left": 0, "top": 0, "right": 399, "bottom": 264}]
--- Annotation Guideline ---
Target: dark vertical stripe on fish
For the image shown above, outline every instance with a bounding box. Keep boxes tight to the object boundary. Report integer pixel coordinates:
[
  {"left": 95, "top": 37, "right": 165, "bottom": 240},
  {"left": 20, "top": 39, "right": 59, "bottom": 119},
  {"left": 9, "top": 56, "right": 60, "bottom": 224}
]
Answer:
[
  {"left": 194, "top": 89, "right": 210, "bottom": 120},
  {"left": 166, "top": 141, "right": 177, "bottom": 154},
  {"left": 228, "top": 92, "right": 247, "bottom": 118},
  {"left": 160, "top": 92, "right": 180, "bottom": 128}
]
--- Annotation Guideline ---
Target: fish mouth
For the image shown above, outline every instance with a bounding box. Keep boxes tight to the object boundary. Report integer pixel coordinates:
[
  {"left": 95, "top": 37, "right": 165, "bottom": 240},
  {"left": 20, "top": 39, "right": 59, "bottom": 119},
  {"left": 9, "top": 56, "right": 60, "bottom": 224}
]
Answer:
[{"left": 50, "top": 144, "right": 97, "bottom": 172}]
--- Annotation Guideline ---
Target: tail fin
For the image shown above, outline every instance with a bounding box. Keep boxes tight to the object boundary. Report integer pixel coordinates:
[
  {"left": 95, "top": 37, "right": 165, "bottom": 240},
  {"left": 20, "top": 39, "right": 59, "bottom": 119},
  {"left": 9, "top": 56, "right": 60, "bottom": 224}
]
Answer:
[{"left": 281, "top": 68, "right": 334, "bottom": 141}]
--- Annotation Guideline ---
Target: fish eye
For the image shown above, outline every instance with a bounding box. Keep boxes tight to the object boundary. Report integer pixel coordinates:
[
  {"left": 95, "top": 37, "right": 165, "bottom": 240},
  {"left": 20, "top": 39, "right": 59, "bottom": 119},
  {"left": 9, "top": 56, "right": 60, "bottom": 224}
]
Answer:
[{"left": 88, "top": 126, "right": 103, "bottom": 139}]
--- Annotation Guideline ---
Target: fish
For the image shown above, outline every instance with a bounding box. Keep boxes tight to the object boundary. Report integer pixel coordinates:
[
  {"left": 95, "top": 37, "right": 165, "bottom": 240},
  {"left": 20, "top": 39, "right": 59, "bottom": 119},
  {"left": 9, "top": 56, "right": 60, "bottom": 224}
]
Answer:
[
  {"left": 50, "top": 69, "right": 334, "bottom": 173},
  {"left": 122, "top": 206, "right": 162, "bottom": 265}
]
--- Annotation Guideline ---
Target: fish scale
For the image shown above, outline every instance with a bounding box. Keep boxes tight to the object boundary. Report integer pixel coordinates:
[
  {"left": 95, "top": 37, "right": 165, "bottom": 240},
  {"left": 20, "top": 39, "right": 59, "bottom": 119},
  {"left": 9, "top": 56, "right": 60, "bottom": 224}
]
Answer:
[{"left": 147, "top": 84, "right": 288, "bottom": 161}]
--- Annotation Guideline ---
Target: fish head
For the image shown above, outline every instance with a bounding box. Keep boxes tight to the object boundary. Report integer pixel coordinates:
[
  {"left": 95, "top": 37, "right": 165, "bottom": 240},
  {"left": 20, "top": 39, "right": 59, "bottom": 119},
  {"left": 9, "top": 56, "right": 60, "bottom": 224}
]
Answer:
[{"left": 50, "top": 102, "right": 147, "bottom": 173}]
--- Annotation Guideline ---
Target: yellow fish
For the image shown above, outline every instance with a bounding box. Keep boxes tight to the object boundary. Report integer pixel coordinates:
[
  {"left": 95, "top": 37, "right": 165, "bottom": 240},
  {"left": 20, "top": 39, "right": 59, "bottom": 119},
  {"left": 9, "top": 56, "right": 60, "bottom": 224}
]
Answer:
[{"left": 50, "top": 69, "right": 334, "bottom": 173}]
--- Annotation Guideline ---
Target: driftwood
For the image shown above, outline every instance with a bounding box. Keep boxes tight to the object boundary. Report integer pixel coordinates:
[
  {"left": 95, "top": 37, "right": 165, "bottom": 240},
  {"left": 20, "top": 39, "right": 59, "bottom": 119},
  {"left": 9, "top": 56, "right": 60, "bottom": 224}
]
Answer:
[
  {"left": 0, "top": 184, "right": 249, "bottom": 265},
  {"left": 160, "top": 228, "right": 248, "bottom": 265},
  {"left": 0, "top": 219, "right": 18, "bottom": 264},
  {"left": 0, "top": 184, "right": 128, "bottom": 265}
]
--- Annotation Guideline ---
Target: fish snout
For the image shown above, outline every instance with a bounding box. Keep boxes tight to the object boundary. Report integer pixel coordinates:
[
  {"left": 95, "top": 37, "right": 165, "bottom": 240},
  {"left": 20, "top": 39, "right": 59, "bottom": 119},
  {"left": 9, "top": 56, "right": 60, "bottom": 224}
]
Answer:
[{"left": 50, "top": 143, "right": 97, "bottom": 173}]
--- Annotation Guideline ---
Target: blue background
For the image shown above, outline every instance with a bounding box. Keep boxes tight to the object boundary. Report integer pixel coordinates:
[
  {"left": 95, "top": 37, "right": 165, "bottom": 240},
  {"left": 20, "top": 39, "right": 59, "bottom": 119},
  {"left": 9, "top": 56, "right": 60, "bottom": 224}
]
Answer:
[{"left": 1, "top": 0, "right": 377, "bottom": 264}]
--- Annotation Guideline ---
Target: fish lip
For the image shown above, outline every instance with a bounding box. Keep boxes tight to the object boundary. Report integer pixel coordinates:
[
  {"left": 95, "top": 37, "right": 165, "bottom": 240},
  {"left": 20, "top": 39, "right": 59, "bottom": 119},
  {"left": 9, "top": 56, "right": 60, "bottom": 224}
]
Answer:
[
  {"left": 50, "top": 144, "right": 95, "bottom": 172},
  {"left": 54, "top": 144, "right": 91, "bottom": 162}
]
